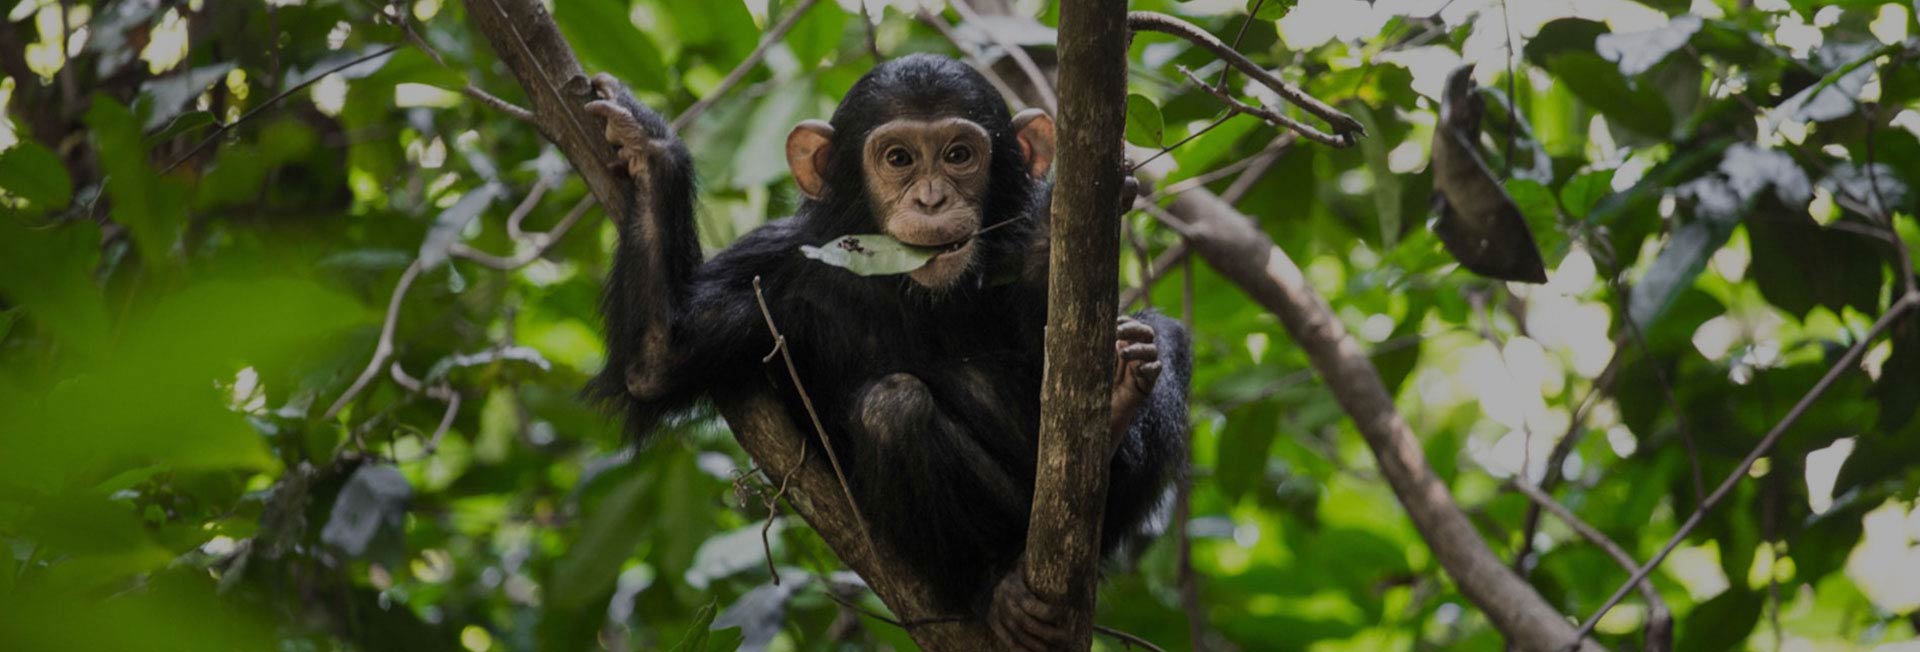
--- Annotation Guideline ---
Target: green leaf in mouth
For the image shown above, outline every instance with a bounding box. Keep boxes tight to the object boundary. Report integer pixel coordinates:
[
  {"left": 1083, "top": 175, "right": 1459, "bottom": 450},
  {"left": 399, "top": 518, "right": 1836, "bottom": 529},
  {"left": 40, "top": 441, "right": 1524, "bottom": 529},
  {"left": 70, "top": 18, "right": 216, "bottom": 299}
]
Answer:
[{"left": 799, "top": 234, "right": 942, "bottom": 276}]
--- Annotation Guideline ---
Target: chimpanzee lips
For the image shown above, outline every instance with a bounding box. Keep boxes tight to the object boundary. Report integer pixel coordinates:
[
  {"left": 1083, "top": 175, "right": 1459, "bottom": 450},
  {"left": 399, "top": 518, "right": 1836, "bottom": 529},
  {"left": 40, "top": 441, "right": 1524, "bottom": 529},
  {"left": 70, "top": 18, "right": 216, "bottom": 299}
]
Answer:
[{"left": 901, "top": 234, "right": 973, "bottom": 254}]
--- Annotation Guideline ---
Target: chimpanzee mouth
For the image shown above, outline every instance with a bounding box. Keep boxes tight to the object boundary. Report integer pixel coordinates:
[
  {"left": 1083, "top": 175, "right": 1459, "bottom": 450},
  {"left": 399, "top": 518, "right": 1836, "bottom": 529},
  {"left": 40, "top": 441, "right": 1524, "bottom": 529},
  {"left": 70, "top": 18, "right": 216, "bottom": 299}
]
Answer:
[{"left": 902, "top": 235, "right": 973, "bottom": 255}]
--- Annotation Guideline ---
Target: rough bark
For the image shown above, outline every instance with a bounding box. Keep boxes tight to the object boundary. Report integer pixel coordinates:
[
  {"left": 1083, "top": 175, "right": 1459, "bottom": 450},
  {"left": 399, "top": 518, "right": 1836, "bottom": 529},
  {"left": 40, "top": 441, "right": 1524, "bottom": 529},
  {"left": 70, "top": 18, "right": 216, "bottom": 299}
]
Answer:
[
  {"left": 1020, "top": 0, "right": 1130, "bottom": 649},
  {"left": 460, "top": 1, "right": 992, "bottom": 649},
  {"left": 1157, "top": 188, "right": 1605, "bottom": 652}
]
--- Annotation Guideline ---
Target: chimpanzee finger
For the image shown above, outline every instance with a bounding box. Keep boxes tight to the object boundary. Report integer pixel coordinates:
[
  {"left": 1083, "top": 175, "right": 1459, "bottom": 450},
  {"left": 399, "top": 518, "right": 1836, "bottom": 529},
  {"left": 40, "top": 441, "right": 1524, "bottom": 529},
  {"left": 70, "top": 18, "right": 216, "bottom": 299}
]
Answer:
[
  {"left": 1116, "top": 319, "right": 1155, "bottom": 343},
  {"left": 1119, "top": 343, "right": 1158, "bottom": 362},
  {"left": 589, "top": 72, "right": 622, "bottom": 100},
  {"left": 1134, "top": 361, "right": 1163, "bottom": 386}
]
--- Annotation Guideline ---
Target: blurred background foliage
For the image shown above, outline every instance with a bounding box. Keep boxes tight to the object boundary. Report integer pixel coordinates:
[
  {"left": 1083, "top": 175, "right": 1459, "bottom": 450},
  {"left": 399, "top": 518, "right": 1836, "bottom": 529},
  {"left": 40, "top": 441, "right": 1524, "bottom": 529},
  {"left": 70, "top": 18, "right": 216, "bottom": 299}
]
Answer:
[{"left": 0, "top": 0, "right": 1918, "bottom": 650}]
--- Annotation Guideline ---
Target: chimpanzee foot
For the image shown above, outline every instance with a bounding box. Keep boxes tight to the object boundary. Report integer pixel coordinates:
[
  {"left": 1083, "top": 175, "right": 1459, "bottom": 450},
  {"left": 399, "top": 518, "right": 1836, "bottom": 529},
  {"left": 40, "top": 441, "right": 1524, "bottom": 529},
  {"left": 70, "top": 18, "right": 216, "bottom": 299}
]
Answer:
[
  {"left": 583, "top": 74, "right": 657, "bottom": 180},
  {"left": 1109, "top": 315, "right": 1162, "bottom": 438},
  {"left": 990, "top": 570, "right": 1069, "bottom": 652}
]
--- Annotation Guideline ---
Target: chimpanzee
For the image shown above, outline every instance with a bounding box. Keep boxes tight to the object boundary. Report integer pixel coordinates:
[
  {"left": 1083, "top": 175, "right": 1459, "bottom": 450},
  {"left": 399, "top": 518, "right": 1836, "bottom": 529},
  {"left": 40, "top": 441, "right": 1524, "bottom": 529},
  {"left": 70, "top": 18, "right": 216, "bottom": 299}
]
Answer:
[{"left": 581, "top": 54, "right": 1190, "bottom": 650}]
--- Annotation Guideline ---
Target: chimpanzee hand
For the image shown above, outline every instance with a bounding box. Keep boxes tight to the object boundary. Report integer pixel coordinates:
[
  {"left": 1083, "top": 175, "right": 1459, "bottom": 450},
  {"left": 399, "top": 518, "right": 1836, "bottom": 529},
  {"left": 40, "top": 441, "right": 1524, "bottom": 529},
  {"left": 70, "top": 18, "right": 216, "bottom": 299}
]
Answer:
[
  {"left": 583, "top": 73, "right": 656, "bottom": 181},
  {"left": 989, "top": 566, "right": 1068, "bottom": 652},
  {"left": 1109, "top": 315, "right": 1161, "bottom": 442}
]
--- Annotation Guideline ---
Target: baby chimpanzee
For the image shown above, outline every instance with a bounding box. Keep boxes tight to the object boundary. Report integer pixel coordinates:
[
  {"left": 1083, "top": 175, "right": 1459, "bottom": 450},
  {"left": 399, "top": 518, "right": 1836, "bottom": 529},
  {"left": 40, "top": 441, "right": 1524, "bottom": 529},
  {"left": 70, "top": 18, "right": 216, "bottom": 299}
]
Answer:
[{"left": 583, "top": 54, "right": 1190, "bottom": 650}]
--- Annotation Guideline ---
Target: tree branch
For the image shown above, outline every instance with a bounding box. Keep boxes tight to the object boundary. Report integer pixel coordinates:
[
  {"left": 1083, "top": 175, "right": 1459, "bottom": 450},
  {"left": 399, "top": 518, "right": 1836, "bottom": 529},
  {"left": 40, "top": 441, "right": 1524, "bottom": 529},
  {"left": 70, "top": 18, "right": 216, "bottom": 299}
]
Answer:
[
  {"left": 1129, "top": 11, "right": 1363, "bottom": 145},
  {"left": 1152, "top": 185, "right": 1605, "bottom": 652},
  {"left": 1021, "top": 0, "right": 1130, "bottom": 648},
  {"left": 1508, "top": 480, "right": 1671, "bottom": 652}
]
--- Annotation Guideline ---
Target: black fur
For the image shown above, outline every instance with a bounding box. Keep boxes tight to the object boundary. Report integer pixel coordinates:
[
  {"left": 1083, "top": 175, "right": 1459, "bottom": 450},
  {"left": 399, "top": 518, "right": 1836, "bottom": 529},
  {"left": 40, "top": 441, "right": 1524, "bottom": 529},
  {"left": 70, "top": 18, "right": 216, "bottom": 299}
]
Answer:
[{"left": 591, "top": 54, "right": 1192, "bottom": 614}]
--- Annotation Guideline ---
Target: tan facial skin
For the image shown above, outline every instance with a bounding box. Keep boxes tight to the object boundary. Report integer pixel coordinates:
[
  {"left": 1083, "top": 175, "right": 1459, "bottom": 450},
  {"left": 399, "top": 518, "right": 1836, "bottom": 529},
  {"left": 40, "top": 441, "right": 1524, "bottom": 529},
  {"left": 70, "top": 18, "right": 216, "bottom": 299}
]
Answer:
[{"left": 786, "top": 109, "right": 1056, "bottom": 288}]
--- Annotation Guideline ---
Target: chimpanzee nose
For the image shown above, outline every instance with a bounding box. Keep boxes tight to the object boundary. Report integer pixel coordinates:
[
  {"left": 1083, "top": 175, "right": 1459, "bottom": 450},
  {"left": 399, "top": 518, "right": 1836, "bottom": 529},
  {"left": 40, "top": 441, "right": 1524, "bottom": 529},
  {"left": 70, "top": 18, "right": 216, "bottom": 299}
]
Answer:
[{"left": 913, "top": 184, "right": 947, "bottom": 212}]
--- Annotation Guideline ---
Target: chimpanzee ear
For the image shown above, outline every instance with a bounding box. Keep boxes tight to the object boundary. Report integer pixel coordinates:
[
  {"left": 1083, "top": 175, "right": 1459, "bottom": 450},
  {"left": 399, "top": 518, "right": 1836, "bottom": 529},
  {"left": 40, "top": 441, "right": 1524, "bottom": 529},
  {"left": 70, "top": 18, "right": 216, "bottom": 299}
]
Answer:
[
  {"left": 786, "top": 120, "right": 835, "bottom": 200},
  {"left": 1011, "top": 109, "right": 1055, "bottom": 179}
]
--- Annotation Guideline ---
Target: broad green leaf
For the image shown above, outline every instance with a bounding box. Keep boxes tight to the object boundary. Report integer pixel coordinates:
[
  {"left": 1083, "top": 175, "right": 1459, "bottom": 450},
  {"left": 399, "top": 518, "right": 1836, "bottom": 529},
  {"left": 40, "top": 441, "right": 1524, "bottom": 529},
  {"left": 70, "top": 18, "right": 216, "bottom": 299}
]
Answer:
[
  {"left": 1216, "top": 400, "right": 1282, "bottom": 503},
  {"left": 1247, "top": 0, "right": 1298, "bottom": 21},
  {"left": 0, "top": 141, "right": 72, "bottom": 210},
  {"left": 1542, "top": 52, "right": 1673, "bottom": 137},
  {"left": 555, "top": 0, "right": 669, "bottom": 91},
  {"left": 1352, "top": 103, "right": 1401, "bottom": 249},
  {"left": 87, "top": 96, "right": 188, "bottom": 268},
  {"left": 1745, "top": 207, "right": 1883, "bottom": 319},
  {"left": 1558, "top": 169, "right": 1615, "bottom": 220},
  {"left": 800, "top": 234, "right": 937, "bottom": 276},
  {"left": 1676, "top": 588, "right": 1762, "bottom": 652},
  {"left": 1125, "top": 94, "right": 1165, "bottom": 148},
  {"left": 785, "top": 0, "right": 848, "bottom": 68},
  {"left": 1628, "top": 203, "right": 1739, "bottom": 327}
]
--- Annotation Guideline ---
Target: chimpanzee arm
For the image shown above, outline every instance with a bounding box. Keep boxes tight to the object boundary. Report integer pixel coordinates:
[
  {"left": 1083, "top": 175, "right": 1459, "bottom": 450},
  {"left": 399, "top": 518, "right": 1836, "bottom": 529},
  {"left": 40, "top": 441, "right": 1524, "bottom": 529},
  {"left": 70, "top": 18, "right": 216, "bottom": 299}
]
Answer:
[
  {"left": 581, "top": 75, "right": 708, "bottom": 434},
  {"left": 1103, "top": 310, "right": 1191, "bottom": 545}
]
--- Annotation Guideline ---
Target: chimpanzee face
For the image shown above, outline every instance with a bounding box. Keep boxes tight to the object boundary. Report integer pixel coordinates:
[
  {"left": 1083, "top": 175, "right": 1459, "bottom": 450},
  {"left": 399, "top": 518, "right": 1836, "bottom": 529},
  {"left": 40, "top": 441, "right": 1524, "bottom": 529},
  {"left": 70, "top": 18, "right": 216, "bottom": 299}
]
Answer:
[
  {"left": 858, "top": 117, "right": 992, "bottom": 287},
  {"left": 785, "top": 109, "right": 1054, "bottom": 289}
]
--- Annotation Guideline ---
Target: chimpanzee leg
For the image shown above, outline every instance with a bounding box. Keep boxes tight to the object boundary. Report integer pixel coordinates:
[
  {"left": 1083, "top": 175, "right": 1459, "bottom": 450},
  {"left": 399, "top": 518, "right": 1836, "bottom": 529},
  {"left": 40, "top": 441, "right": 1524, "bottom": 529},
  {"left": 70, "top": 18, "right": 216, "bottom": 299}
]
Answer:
[{"left": 849, "top": 373, "right": 1031, "bottom": 610}]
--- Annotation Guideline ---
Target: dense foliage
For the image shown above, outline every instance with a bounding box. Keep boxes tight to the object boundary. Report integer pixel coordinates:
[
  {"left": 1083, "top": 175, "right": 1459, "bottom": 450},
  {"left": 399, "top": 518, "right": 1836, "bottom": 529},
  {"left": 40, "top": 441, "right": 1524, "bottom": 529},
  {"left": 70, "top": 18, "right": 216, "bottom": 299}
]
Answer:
[{"left": 1, "top": 0, "right": 1917, "bottom": 650}]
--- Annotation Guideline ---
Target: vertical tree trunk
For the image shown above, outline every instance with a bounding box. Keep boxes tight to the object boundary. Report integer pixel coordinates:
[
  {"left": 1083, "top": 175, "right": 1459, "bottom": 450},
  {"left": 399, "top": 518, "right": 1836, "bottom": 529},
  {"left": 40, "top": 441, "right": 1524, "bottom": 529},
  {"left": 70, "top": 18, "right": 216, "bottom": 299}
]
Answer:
[{"left": 1022, "top": 0, "right": 1130, "bottom": 649}]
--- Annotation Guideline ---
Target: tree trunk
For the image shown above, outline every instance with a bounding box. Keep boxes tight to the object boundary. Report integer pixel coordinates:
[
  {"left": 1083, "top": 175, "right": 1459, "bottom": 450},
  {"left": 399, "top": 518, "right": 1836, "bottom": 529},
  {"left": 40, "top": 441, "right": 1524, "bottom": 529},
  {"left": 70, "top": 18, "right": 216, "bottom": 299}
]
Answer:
[{"left": 1021, "top": 0, "right": 1131, "bottom": 650}]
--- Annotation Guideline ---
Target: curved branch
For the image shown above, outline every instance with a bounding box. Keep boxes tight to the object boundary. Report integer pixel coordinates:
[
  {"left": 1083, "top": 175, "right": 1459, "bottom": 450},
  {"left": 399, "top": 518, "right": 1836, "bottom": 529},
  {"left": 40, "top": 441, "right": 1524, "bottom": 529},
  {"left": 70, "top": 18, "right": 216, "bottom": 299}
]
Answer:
[
  {"left": 1153, "top": 184, "right": 1604, "bottom": 652},
  {"left": 1129, "top": 11, "right": 1363, "bottom": 142}
]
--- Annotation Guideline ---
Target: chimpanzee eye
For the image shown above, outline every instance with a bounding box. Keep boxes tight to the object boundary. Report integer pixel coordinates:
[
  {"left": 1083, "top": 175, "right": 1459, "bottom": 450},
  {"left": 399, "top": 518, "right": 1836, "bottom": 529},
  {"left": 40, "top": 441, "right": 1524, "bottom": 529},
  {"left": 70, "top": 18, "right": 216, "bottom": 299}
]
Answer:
[
  {"left": 884, "top": 147, "right": 914, "bottom": 168},
  {"left": 944, "top": 145, "right": 973, "bottom": 165}
]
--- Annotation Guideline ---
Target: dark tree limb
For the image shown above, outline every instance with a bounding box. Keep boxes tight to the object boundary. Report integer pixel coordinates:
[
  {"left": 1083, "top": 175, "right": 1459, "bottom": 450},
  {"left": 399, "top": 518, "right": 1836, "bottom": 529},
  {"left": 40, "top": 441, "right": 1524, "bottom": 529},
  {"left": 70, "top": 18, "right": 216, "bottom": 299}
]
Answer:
[
  {"left": 458, "top": 1, "right": 994, "bottom": 649},
  {"left": 1021, "top": 0, "right": 1130, "bottom": 648},
  {"left": 1153, "top": 186, "right": 1606, "bottom": 652}
]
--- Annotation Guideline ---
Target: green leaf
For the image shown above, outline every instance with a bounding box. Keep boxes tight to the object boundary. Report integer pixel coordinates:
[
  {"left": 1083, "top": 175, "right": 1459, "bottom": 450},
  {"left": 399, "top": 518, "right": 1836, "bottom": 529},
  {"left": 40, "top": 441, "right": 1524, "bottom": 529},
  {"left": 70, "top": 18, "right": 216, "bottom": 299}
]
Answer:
[
  {"left": 1216, "top": 400, "right": 1282, "bottom": 503},
  {"left": 1628, "top": 199, "right": 1739, "bottom": 327},
  {"left": 668, "top": 602, "right": 719, "bottom": 652},
  {"left": 785, "top": 0, "right": 848, "bottom": 68},
  {"left": 0, "top": 141, "right": 71, "bottom": 211},
  {"left": 144, "top": 110, "right": 216, "bottom": 145},
  {"left": 137, "top": 62, "right": 235, "bottom": 131},
  {"left": 1676, "top": 588, "right": 1762, "bottom": 652},
  {"left": 1247, "top": 0, "right": 1297, "bottom": 20},
  {"left": 1558, "top": 169, "right": 1614, "bottom": 220},
  {"left": 1542, "top": 52, "right": 1673, "bottom": 137},
  {"left": 800, "top": 234, "right": 938, "bottom": 276},
  {"left": 1352, "top": 103, "right": 1401, "bottom": 249},
  {"left": 555, "top": 0, "right": 669, "bottom": 91},
  {"left": 1125, "top": 94, "right": 1165, "bottom": 148},
  {"left": 87, "top": 96, "right": 188, "bottom": 268}
]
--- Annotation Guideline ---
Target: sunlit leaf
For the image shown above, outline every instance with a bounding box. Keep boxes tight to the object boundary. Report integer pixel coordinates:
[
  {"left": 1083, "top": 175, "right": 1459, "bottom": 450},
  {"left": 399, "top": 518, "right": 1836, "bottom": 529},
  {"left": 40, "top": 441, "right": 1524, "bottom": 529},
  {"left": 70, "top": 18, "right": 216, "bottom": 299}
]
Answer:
[
  {"left": 0, "top": 141, "right": 72, "bottom": 210},
  {"left": 1125, "top": 93, "right": 1165, "bottom": 148}
]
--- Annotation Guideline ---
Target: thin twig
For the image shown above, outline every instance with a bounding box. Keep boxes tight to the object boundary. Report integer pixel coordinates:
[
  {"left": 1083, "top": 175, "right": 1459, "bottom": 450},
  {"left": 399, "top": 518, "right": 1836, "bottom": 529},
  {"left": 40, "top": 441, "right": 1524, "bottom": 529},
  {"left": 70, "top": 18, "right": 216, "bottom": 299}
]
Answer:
[
  {"left": 162, "top": 45, "right": 402, "bottom": 174},
  {"left": 1130, "top": 110, "right": 1238, "bottom": 173},
  {"left": 947, "top": 0, "right": 1058, "bottom": 114},
  {"left": 1511, "top": 337, "right": 1624, "bottom": 572},
  {"left": 1563, "top": 292, "right": 1920, "bottom": 649},
  {"left": 451, "top": 192, "right": 596, "bottom": 269},
  {"left": 464, "top": 85, "right": 535, "bottom": 123},
  {"left": 1150, "top": 132, "right": 1297, "bottom": 200},
  {"left": 1119, "top": 242, "right": 1188, "bottom": 310},
  {"left": 1131, "top": 12, "right": 1363, "bottom": 141},
  {"left": 1176, "top": 66, "right": 1353, "bottom": 148},
  {"left": 1094, "top": 625, "right": 1172, "bottom": 652},
  {"left": 671, "top": 0, "right": 823, "bottom": 132},
  {"left": 1213, "top": 0, "right": 1265, "bottom": 91},
  {"left": 325, "top": 258, "right": 424, "bottom": 419},
  {"left": 1508, "top": 480, "right": 1672, "bottom": 652},
  {"left": 763, "top": 445, "right": 807, "bottom": 586},
  {"left": 751, "top": 276, "right": 876, "bottom": 547}
]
